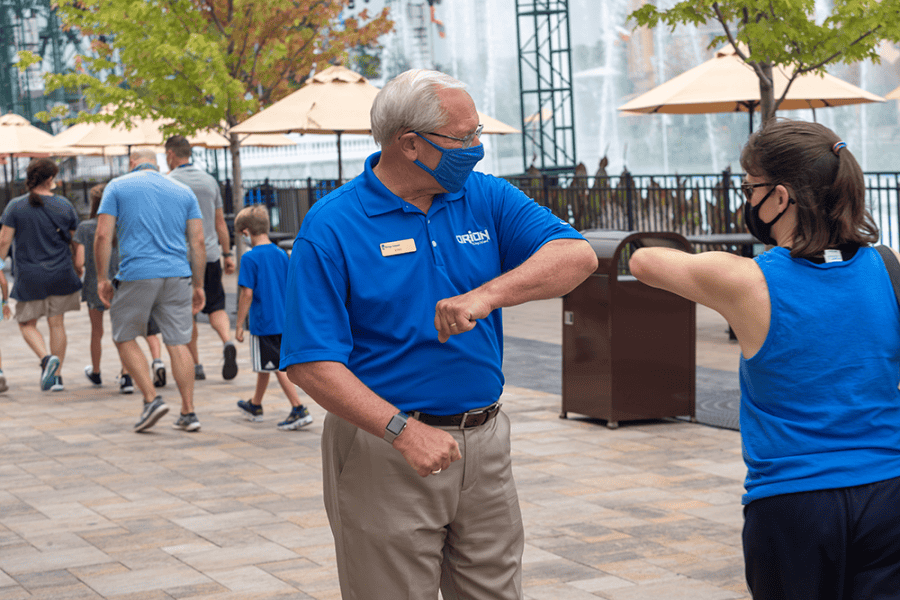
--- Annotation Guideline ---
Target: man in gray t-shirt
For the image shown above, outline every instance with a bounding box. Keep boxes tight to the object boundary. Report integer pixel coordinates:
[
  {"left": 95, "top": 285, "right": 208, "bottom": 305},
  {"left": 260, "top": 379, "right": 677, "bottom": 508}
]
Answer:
[{"left": 165, "top": 135, "right": 238, "bottom": 381}]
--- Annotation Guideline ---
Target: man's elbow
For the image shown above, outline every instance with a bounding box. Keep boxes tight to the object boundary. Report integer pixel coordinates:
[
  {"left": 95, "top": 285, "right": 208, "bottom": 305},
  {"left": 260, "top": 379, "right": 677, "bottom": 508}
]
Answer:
[
  {"left": 286, "top": 363, "right": 317, "bottom": 391},
  {"left": 571, "top": 242, "right": 598, "bottom": 280}
]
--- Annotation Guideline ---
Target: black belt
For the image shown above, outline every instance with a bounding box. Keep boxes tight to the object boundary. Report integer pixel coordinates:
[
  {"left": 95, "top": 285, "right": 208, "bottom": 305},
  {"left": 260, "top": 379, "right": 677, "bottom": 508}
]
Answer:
[{"left": 411, "top": 402, "right": 501, "bottom": 430}]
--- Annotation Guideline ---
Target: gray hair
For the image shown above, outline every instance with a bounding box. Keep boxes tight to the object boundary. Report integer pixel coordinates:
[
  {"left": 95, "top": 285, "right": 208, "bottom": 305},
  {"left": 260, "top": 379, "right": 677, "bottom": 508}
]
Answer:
[
  {"left": 370, "top": 69, "right": 467, "bottom": 147},
  {"left": 130, "top": 148, "right": 158, "bottom": 167}
]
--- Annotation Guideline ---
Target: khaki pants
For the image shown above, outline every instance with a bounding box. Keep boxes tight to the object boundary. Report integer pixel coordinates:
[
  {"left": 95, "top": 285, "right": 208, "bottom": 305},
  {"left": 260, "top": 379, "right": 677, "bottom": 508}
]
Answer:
[{"left": 322, "top": 409, "right": 524, "bottom": 600}]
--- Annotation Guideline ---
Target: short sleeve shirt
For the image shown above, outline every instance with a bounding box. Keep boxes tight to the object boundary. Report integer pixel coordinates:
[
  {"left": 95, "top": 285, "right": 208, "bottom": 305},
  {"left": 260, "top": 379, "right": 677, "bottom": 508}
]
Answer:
[
  {"left": 168, "top": 165, "right": 224, "bottom": 262},
  {"left": 99, "top": 168, "right": 202, "bottom": 281},
  {"left": 280, "top": 152, "right": 585, "bottom": 415},
  {"left": 73, "top": 218, "right": 119, "bottom": 306},
  {"left": 237, "top": 242, "right": 289, "bottom": 336},
  {"left": 0, "top": 194, "right": 81, "bottom": 301}
]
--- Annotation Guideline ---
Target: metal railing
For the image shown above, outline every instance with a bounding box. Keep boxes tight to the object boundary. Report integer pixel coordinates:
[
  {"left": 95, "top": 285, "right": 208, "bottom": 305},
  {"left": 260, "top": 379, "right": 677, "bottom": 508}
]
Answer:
[{"left": 3, "top": 172, "right": 899, "bottom": 246}]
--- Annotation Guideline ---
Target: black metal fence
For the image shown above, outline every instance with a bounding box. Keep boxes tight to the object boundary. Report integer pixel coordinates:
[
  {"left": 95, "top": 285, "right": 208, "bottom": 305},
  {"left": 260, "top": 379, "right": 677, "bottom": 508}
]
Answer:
[{"left": 4, "top": 172, "right": 899, "bottom": 246}]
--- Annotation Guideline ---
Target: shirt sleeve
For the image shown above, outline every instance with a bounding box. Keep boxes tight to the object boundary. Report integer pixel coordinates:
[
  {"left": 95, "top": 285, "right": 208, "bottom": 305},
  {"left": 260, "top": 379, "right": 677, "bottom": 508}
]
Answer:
[
  {"left": 280, "top": 237, "right": 353, "bottom": 369},
  {"left": 185, "top": 191, "right": 203, "bottom": 221},
  {"left": 97, "top": 185, "right": 118, "bottom": 218},
  {"left": 237, "top": 251, "right": 257, "bottom": 290},
  {"left": 66, "top": 200, "right": 79, "bottom": 231},
  {"left": 489, "top": 178, "right": 585, "bottom": 272},
  {"left": 73, "top": 223, "right": 87, "bottom": 246},
  {"left": 0, "top": 201, "right": 15, "bottom": 229}
]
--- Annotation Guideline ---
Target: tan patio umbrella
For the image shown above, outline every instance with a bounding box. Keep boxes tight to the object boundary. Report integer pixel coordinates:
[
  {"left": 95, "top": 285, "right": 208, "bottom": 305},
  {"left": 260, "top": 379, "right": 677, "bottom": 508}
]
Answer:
[
  {"left": 52, "top": 113, "right": 295, "bottom": 152},
  {"left": 618, "top": 45, "right": 885, "bottom": 133},
  {"left": 231, "top": 65, "right": 379, "bottom": 181},
  {"left": 0, "top": 113, "right": 57, "bottom": 198},
  {"left": 478, "top": 111, "right": 520, "bottom": 134},
  {"left": 0, "top": 112, "right": 55, "bottom": 156},
  {"left": 887, "top": 85, "right": 900, "bottom": 100}
]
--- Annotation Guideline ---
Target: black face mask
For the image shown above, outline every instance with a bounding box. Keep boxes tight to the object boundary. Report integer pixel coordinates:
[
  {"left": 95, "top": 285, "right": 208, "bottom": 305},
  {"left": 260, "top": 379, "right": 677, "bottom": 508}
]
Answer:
[{"left": 743, "top": 185, "right": 793, "bottom": 246}]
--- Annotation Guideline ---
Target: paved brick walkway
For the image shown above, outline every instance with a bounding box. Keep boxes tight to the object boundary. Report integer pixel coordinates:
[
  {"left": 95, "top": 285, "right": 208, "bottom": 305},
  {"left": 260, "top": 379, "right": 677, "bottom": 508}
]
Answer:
[{"left": 0, "top": 273, "right": 749, "bottom": 599}]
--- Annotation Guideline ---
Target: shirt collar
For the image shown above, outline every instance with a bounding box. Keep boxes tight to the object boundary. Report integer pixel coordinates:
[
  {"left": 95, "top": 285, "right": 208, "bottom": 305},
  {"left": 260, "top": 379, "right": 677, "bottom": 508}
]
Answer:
[{"left": 358, "top": 152, "right": 465, "bottom": 218}]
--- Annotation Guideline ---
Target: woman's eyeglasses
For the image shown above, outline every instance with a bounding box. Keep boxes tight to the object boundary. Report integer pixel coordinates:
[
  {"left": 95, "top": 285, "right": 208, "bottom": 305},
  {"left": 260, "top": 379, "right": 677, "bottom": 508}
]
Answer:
[{"left": 741, "top": 181, "right": 775, "bottom": 200}]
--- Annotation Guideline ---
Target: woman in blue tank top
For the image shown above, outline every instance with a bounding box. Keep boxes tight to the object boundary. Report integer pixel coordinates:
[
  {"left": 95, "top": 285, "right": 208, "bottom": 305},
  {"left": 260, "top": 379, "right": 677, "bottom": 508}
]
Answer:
[{"left": 630, "top": 119, "right": 900, "bottom": 600}]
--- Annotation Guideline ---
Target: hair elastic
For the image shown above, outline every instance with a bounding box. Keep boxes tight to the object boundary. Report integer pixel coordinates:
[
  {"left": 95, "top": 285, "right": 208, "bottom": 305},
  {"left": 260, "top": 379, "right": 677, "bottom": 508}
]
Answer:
[{"left": 832, "top": 141, "right": 846, "bottom": 155}]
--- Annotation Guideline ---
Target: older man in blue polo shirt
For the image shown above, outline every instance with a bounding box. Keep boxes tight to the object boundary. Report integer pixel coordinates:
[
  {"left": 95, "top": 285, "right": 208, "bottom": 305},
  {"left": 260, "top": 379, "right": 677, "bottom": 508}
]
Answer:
[{"left": 282, "top": 69, "right": 598, "bottom": 600}]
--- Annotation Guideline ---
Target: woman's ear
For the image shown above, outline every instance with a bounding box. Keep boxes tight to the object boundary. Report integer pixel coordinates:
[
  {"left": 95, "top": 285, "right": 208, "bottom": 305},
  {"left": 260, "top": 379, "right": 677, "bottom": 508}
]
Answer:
[{"left": 775, "top": 184, "right": 794, "bottom": 212}]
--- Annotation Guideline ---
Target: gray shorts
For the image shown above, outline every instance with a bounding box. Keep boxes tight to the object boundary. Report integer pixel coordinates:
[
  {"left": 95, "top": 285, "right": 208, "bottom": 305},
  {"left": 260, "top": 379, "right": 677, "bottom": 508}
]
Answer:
[{"left": 110, "top": 277, "right": 192, "bottom": 345}]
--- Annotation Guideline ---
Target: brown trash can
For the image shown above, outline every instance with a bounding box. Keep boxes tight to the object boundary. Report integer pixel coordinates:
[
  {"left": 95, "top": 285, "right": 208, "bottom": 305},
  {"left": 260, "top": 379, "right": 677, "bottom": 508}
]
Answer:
[{"left": 561, "top": 230, "right": 696, "bottom": 428}]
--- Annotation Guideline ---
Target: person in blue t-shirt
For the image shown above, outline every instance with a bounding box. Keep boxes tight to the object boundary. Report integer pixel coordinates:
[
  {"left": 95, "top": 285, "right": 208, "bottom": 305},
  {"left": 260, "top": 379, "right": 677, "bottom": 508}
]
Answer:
[
  {"left": 630, "top": 119, "right": 900, "bottom": 600},
  {"left": 281, "top": 69, "right": 598, "bottom": 600},
  {"left": 96, "top": 149, "right": 207, "bottom": 434},
  {"left": 233, "top": 205, "right": 312, "bottom": 431}
]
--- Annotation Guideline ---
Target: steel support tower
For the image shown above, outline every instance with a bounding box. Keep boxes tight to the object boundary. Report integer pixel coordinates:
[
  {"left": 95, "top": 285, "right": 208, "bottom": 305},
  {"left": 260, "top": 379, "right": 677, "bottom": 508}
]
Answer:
[
  {"left": 1, "top": 0, "right": 86, "bottom": 131},
  {"left": 515, "top": 0, "right": 576, "bottom": 174}
]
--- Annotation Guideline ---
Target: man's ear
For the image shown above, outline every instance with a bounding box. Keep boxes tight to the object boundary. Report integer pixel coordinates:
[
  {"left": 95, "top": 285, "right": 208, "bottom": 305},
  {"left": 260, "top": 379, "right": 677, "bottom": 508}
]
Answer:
[{"left": 397, "top": 131, "right": 419, "bottom": 161}]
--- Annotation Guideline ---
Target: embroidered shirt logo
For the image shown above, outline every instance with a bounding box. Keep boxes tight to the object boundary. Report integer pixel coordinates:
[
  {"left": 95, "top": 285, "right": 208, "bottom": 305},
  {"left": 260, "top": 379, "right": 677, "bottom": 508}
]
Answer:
[{"left": 455, "top": 229, "right": 491, "bottom": 245}]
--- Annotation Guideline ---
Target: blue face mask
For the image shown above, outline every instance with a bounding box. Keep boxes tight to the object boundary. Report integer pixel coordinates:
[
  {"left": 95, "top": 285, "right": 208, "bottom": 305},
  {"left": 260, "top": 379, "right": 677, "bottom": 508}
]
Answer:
[{"left": 413, "top": 133, "right": 484, "bottom": 193}]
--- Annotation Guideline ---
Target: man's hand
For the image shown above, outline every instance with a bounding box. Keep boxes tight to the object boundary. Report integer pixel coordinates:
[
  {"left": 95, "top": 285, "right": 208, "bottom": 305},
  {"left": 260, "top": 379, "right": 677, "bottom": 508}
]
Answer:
[
  {"left": 192, "top": 287, "right": 206, "bottom": 315},
  {"left": 392, "top": 418, "right": 462, "bottom": 477},
  {"left": 223, "top": 255, "right": 235, "bottom": 275},
  {"left": 235, "top": 324, "right": 244, "bottom": 343},
  {"left": 98, "top": 280, "right": 114, "bottom": 308},
  {"left": 2, "top": 303, "right": 11, "bottom": 321},
  {"left": 434, "top": 290, "right": 493, "bottom": 343}
]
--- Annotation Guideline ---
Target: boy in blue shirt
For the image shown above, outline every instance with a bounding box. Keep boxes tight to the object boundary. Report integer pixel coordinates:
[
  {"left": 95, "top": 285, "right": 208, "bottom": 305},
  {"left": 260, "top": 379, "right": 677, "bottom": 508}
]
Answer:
[{"left": 234, "top": 206, "right": 312, "bottom": 430}]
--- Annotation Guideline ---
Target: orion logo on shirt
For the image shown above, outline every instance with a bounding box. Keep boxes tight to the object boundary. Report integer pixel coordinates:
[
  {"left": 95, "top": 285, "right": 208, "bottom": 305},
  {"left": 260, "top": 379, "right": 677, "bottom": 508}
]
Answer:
[{"left": 456, "top": 229, "right": 491, "bottom": 245}]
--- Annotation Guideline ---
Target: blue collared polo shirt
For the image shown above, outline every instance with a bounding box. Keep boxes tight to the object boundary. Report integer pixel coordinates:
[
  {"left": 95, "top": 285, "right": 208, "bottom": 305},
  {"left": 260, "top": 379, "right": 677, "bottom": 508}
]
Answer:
[{"left": 281, "top": 152, "right": 584, "bottom": 415}]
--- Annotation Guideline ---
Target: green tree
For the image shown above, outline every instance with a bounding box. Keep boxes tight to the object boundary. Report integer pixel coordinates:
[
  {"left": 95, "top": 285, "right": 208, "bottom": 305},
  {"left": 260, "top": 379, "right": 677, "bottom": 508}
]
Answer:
[
  {"left": 20, "top": 0, "right": 391, "bottom": 216},
  {"left": 629, "top": 0, "right": 900, "bottom": 126}
]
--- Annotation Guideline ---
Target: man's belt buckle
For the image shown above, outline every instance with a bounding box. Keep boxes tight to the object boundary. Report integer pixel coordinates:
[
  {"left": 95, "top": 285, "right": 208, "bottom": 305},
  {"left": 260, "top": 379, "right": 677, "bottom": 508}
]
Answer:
[{"left": 460, "top": 402, "right": 501, "bottom": 430}]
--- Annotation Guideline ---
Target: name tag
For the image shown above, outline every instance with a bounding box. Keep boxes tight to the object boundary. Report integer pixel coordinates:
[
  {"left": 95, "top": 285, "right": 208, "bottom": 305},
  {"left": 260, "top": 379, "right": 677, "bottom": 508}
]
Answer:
[{"left": 380, "top": 239, "right": 417, "bottom": 257}]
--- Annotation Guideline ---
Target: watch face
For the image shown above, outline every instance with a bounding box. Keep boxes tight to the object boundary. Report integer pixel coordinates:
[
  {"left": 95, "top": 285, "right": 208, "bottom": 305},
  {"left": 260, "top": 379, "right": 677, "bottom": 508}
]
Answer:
[{"left": 387, "top": 414, "right": 406, "bottom": 434}]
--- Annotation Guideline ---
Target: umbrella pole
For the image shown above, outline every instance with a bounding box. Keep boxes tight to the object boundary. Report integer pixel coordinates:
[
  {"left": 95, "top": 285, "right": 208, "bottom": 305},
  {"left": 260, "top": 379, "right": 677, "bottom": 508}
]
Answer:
[
  {"left": 4, "top": 155, "right": 10, "bottom": 203},
  {"left": 337, "top": 131, "right": 343, "bottom": 184}
]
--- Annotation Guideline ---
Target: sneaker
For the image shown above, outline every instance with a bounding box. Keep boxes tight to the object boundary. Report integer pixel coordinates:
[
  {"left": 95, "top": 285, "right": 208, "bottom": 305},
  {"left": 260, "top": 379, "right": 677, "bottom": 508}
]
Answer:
[
  {"left": 222, "top": 342, "right": 238, "bottom": 380},
  {"left": 152, "top": 359, "right": 166, "bottom": 388},
  {"left": 237, "top": 399, "right": 264, "bottom": 422},
  {"left": 40, "top": 355, "right": 60, "bottom": 391},
  {"left": 0, "top": 370, "right": 8, "bottom": 394},
  {"left": 50, "top": 376, "right": 64, "bottom": 392},
  {"left": 119, "top": 373, "right": 135, "bottom": 394},
  {"left": 278, "top": 405, "right": 313, "bottom": 431},
  {"left": 194, "top": 364, "right": 206, "bottom": 381},
  {"left": 172, "top": 412, "right": 201, "bottom": 432},
  {"left": 134, "top": 396, "right": 169, "bottom": 432},
  {"left": 84, "top": 366, "right": 102, "bottom": 386}
]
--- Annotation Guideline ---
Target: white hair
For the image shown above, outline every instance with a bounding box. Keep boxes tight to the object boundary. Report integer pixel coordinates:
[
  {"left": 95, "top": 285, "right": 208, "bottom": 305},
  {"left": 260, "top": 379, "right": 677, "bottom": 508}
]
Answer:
[{"left": 370, "top": 69, "right": 467, "bottom": 147}]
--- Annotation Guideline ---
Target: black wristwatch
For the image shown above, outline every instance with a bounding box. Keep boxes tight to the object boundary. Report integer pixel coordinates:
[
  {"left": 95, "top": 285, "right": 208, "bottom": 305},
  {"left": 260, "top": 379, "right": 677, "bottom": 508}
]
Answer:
[
  {"left": 383, "top": 411, "right": 409, "bottom": 444},
  {"left": 222, "top": 252, "right": 233, "bottom": 257}
]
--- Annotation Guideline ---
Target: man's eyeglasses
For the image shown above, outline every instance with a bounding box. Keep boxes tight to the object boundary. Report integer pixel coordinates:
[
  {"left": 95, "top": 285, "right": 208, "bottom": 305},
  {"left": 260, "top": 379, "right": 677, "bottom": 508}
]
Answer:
[
  {"left": 741, "top": 181, "right": 775, "bottom": 200},
  {"left": 420, "top": 123, "right": 484, "bottom": 148}
]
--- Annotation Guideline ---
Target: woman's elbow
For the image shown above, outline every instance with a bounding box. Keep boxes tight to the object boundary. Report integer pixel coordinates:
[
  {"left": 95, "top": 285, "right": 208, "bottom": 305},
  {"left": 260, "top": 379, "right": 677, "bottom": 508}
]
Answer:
[{"left": 628, "top": 248, "right": 653, "bottom": 282}]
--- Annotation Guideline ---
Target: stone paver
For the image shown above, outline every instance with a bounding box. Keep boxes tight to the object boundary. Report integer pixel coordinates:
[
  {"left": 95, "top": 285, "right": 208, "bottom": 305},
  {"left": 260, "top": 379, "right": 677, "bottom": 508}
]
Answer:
[{"left": 0, "top": 272, "right": 749, "bottom": 599}]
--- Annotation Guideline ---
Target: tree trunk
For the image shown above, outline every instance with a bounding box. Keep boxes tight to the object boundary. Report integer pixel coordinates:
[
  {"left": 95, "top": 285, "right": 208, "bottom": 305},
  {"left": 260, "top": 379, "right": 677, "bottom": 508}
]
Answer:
[
  {"left": 229, "top": 132, "right": 245, "bottom": 274},
  {"left": 758, "top": 61, "right": 777, "bottom": 128}
]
